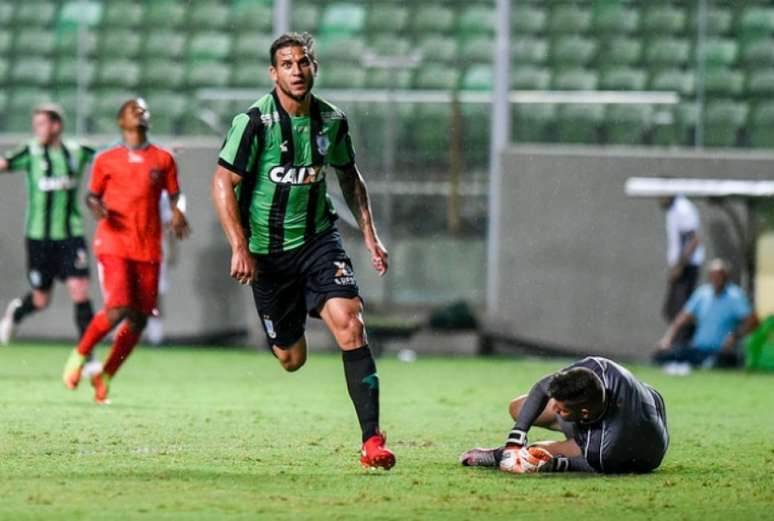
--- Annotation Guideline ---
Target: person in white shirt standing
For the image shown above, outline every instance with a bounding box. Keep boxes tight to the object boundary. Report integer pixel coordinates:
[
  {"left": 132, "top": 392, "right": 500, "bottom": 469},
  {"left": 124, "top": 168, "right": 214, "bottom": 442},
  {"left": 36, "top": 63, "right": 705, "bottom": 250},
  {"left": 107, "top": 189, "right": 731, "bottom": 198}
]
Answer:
[{"left": 659, "top": 194, "right": 705, "bottom": 345}]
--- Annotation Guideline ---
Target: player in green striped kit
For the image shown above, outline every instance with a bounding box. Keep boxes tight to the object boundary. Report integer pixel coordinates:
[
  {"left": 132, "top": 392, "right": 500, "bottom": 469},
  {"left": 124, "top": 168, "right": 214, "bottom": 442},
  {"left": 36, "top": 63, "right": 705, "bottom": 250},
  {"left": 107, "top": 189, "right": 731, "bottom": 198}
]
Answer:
[
  {"left": 212, "top": 33, "right": 395, "bottom": 470},
  {"left": 0, "top": 104, "right": 96, "bottom": 346}
]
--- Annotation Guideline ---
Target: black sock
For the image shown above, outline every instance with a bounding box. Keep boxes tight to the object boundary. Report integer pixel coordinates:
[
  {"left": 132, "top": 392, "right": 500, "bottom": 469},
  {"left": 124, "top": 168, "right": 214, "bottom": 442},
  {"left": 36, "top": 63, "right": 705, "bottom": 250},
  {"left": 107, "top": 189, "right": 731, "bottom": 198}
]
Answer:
[
  {"left": 75, "top": 300, "right": 94, "bottom": 339},
  {"left": 342, "top": 345, "right": 380, "bottom": 442},
  {"left": 12, "top": 293, "right": 37, "bottom": 324},
  {"left": 494, "top": 446, "right": 505, "bottom": 464}
]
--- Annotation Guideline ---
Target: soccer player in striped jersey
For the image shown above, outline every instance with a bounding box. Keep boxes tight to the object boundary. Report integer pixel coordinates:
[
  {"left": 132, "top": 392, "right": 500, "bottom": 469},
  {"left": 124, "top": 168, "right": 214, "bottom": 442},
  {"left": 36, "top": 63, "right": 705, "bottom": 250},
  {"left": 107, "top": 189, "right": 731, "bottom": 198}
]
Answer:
[
  {"left": 211, "top": 33, "right": 395, "bottom": 470},
  {"left": 0, "top": 104, "right": 96, "bottom": 346}
]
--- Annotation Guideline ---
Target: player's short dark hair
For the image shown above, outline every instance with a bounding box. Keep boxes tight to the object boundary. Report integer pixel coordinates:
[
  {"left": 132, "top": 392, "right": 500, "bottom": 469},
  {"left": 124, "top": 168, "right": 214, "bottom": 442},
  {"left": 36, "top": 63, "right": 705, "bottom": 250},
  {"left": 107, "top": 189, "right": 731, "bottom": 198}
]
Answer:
[
  {"left": 33, "top": 103, "right": 64, "bottom": 125},
  {"left": 270, "top": 32, "right": 316, "bottom": 66},
  {"left": 548, "top": 367, "right": 604, "bottom": 407}
]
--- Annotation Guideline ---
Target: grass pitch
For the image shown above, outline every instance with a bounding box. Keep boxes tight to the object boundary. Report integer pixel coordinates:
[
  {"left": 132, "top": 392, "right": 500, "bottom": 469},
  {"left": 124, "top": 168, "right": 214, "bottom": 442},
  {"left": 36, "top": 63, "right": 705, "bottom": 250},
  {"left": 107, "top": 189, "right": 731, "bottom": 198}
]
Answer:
[{"left": 1, "top": 343, "right": 773, "bottom": 521}]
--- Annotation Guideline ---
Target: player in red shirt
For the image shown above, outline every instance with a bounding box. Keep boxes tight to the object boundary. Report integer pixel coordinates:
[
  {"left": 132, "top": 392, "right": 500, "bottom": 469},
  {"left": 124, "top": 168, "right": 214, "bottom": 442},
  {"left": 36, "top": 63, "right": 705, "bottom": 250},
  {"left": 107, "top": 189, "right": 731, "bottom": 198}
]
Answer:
[{"left": 62, "top": 98, "right": 190, "bottom": 403}]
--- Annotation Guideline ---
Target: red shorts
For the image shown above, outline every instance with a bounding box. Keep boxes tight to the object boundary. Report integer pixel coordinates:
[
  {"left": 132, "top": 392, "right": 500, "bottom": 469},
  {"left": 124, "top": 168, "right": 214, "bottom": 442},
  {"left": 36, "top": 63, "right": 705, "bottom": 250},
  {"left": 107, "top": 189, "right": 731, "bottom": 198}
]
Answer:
[{"left": 97, "top": 255, "right": 160, "bottom": 315}]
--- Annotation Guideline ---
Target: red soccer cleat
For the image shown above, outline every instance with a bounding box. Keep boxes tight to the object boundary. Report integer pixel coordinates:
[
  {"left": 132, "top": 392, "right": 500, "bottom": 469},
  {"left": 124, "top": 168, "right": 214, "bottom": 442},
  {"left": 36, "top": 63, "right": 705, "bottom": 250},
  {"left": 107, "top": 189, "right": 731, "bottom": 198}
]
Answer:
[
  {"left": 360, "top": 431, "right": 396, "bottom": 470},
  {"left": 91, "top": 372, "right": 111, "bottom": 404}
]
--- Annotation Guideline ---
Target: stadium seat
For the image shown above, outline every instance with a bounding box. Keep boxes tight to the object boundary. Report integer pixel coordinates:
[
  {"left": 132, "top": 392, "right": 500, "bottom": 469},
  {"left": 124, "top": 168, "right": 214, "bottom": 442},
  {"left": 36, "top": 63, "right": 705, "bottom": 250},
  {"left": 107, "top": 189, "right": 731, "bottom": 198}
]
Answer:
[
  {"left": 737, "top": 7, "right": 774, "bottom": 38},
  {"left": 97, "top": 60, "right": 141, "bottom": 88},
  {"left": 702, "top": 68, "right": 745, "bottom": 97},
  {"left": 231, "top": 0, "right": 273, "bottom": 32},
  {"left": 459, "top": 36, "right": 494, "bottom": 64},
  {"left": 414, "top": 65, "right": 459, "bottom": 90},
  {"left": 11, "top": 59, "right": 53, "bottom": 86},
  {"left": 510, "top": 66, "right": 551, "bottom": 90},
  {"left": 315, "top": 35, "right": 366, "bottom": 62},
  {"left": 551, "top": 36, "right": 596, "bottom": 66},
  {"left": 604, "top": 104, "right": 653, "bottom": 145},
  {"left": 591, "top": 4, "right": 639, "bottom": 34},
  {"left": 552, "top": 68, "right": 598, "bottom": 90},
  {"left": 187, "top": 33, "right": 232, "bottom": 62},
  {"left": 458, "top": 6, "right": 495, "bottom": 36},
  {"left": 231, "top": 63, "right": 273, "bottom": 88},
  {"left": 142, "top": 60, "right": 186, "bottom": 89},
  {"left": 599, "top": 68, "right": 647, "bottom": 91},
  {"left": 54, "top": 26, "right": 97, "bottom": 56},
  {"left": 144, "top": 90, "right": 188, "bottom": 134},
  {"left": 741, "top": 39, "right": 774, "bottom": 67},
  {"left": 319, "top": 3, "right": 366, "bottom": 35},
  {"left": 102, "top": 2, "right": 144, "bottom": 27},
  {"left": 511, "top": 5, "right": 547, "bottom": 34},
  {"left": 689, "top": 7, "right": 732, "bottom": 35},
  {"left": 698, "top": 38, "right": 738, "bottom": 68},
  {"left": 0, "top": 3, "right": 14, "bottom": 26},
  {"left": 366, "top": 4, "right": 409, "bottom": 34},
  {"left": 413, "top": 5, "right": 456, "bottom": 34},
  {"left": 513, "top": 104, "right": 556, "bottom": 143},
  {"left": 365, "top": 69, "right": 412, "bottom": 90},
  {"left": 651, "top": 102, "right": 700, "bottom": 147},
  {"left": 0, "top": 57, "right": 8, "bottom": 85},
  {"left": 189, "top": 1, "right": 230, "bottom": 30},
  {"left": 91, "top": 89, "right": 138, "bottom": 133},
  {"left": 461, "top": 65, "right": 492, "bottom": 91},
  {"left": 704, "top": 100, "right": 748, "bottom": 147},
  {"left": 597, "top": 37, "right": 642, "bottom": 66},
  {"left": 7, "top": 89, "right": 54, "bottom": 131},
  {"left": 548, "top": 6, "right": 592, "bottom": 34},
  {"left": 56, "top": 89, "right": 96, "bottom": 120},
  {"left": 417, "top": 36, "right": 458, "bottom": 64},
  {"left": 644, "top": 38, "right": 690, "bottom": 68},
  {"left": 186, "top": 61, "right": 231, "bottom": 88},
  {"left": 649, "top": 69, "right": 696, "bottom": 96},
  {"left": 145, "top": 0, "right": 186, "bottom": 28},
  {"left": 747, "top": 69, "right": 774, "bottom": 97},
  {"left": 99, "top": 30, "right": 142, "bottom": 59},
  {"left": 0, "top": 30, "right": 11, "bottom": 55},
  {"left": 292, "top": 2, "right": 320, "bottom": 33},
  {"left": 14, "top": 2, "right": 58, "bottom": 26},
  {"left": 641, "top": 6, "right": 687, "bottom": 34},
  {"left": 232, "top": 33, "right": 274, "bottom": 61},
  {"left": 54, "top": 57, "right": 96, "bottom": 86},
  {"left": 511, "top": 37, "right": 549, "bottom": 65},
  {"left": 59, "top": 1, "right": 102, "bottom": 27},
  {"left": 317, "top": 65, "right": 366, "bottom": 89},
  {"left": 143, "top": 32, "right": 186, "bottom": 59},
  {"left": 368, "top": 35, "right": 412, "bottom": 58},
  {"left": 749, "top": 101, "right": 774, "bottom": 147},
  {"left": 556, "top": 104, "right": 604, "bottom": 143},
  {"left": 15, "top": 29, "right": 56, "bottom": 55}
]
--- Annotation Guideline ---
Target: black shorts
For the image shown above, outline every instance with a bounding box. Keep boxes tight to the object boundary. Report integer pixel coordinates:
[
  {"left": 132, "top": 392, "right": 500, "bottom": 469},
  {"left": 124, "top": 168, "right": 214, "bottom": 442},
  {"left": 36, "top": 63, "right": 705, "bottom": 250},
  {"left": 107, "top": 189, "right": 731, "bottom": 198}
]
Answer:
[
  {"left": 26, "top": 236, "right": 91, "bottom": 291},
  {"left": 251, "top": 226, "right": 360, "bottom": 348}
]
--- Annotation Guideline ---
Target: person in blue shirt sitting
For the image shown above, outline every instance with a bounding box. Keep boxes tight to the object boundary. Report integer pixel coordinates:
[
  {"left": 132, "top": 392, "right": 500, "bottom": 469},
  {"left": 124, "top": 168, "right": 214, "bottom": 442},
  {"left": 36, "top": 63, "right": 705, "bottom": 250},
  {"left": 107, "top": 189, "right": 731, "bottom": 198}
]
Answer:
[{"left": 655, "top": 258, "right": 758, "bottom": 370}]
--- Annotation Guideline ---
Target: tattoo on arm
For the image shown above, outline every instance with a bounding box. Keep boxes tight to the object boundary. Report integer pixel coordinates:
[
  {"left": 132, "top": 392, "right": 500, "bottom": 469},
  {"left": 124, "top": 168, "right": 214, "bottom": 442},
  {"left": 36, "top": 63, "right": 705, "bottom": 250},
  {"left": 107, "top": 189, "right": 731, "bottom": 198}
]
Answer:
[{"left": 337, "top": 165, "right": 373, "bottom": 232}]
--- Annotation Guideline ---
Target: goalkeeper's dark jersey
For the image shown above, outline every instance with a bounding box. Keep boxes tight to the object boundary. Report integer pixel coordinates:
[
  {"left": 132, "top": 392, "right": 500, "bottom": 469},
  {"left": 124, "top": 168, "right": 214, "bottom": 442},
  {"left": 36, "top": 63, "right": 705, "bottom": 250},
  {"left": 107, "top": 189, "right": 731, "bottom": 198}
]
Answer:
[
  {"left": 218, "top": 91, "right": 356, "bottom": 255},
  {"left": 3, "top": 140, "right": 95, "bottom": 241}
]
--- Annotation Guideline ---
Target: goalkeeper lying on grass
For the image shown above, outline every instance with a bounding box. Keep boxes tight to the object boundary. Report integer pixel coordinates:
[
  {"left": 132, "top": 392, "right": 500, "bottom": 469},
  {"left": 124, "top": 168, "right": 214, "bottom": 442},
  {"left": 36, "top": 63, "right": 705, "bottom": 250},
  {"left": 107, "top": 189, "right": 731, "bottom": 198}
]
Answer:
[{"left": 460, "top": 356, "right": 669, "bottom": 474}]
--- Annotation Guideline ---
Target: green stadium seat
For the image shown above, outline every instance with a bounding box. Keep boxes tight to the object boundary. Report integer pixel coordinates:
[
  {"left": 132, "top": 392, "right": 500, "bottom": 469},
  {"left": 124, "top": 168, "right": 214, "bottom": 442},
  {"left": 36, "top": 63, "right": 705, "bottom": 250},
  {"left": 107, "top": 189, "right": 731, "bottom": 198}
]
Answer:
[
  {"left": 317, "top": 66, "right": 366, "bottom": 89},
  {"left": 368, "top": 35, "right": 412, "bottom": 58},
  {"left": 0, "top": 3, "right": 14, "bottom": 26},
  {"left": 102, "top": 3, "right": 144, "bottom": 27},
  {"left": 59, "top": 1, "right": 102, "bottom": 27},
  {"left": 747, "top": 69, "right": 774, "bottom": 96},
  {"left": 145, "top": 90, "right": 187, "bottom": 131},
  {"left": 511, "top": 5, "right": 547, "bottom": 34},
  {"left": 703, "top": 69, "right": 744, "bottom": 97},
  {"left": 698, "top": 38, "right": 738, "bottom": 68},
  {"left": 460, "top": 103, "right": 490, "bottom": 162},
  {"left": 365, "top": 69, "right": 412, "bottom": 89},
  {"left": 591, "top": 4, "right": 639, "bottom": 34},
  {"left": 0, "top": 57, "right": 8, "bottom": 84},
  {"left": 513, "top": 104, "right": 555, "bottom": 142},
  {"left": 552, "top": 68, "right": 598, "bottom": 90},
  {"left": 644, "top": 38, "right": 690, "bottom": 68},
  {"left": 0, "top": 30, "right": 11, "bottom": 55},
  {"left": 143, "top": 32, "right": 186, "bottom": 59},
  {"left": 142, "top": 60, "right": 186, "bottom": 89},
  {"left": 599, "top": 68, "right": 647, "bottom": 91},
  {"left": 145, "top": 0, "right": 186, "bottom": 29},
  {"left": 641, "top": 6, "right": 686, "bottom": 34},
  {"left": 232, "top": 1, "right": 273, "bottom": 31},
  {"left": 653, "top": 102, "right": 700, "bottom": 147},
  {"left": 232, "top": 33, "right": 274, "bottom": 61},
  {"left": 414, "top": 66, "right": 459, "bottom": 90},
  {"left": 417, "top": 36, "right": 458, "bottom": 64},
  {"left": 741, "top": 39, "right": 774, "bottom": 67},
  {"left": 413, "top": 5, "right": 456, "bottom": 34},
  {"left": 320, "top": 3, "right": 366, "bottom": 35},
  {"left": 190, "top": 1, "right": 230, "bottom": 30},
  {"left": 316, "top": 35, "right": 366, "bottom": 62},
  {"left": 15, "top": 29, "right": 56, "bottom": 55},
  {"left": 186, "top": 61, "right": 231, "bottom": 88},
  {"left": 604, "top": 104, "right": 653, "bottom": 145},
  {"left": 649, "top": 69, "right": 695, "bottom": 96},
  {"left": 292, "top": 2, "right": 320, "bottom": 33},
  {"left": 548, "top": 6, "right": 592, "bottom": 34},
  {"left": 7, "top": 89, "right": 54, "bottom": 131},
  {"left": 56, "top": 89, "right": 96, "bottom": 119},
  {"left": 511, "top": 37, "right": 548, "bottom": 65},
  {"left": 459, "top": 36, "right": 494, "bottom": 64},
  {"left": 97, "top": 60, "right": 141, "bottom": 88},
  {"left": 461, "top": 65, "right": 492, "bottom": 91},
  {"left": 14, "top": 2, "right": 58, "bottom": 26},
  {"left": 458, "top": 6, "right": 495, "bottom": 36},
  {"left": 597, "top": 37, "right": 642, "bottom": 66},
  {"left": 551, "top": 36, "right": 596, "bottom": 66},
  {"left": 749, "top": 102, "right": 774, "bottom": 147},
  {"left": 510, "top": 66, "right": 551, "bottom": 90},
  {"left": 556, "top": 104, "right": 604, "bottom": 143},
  {"left": 54, "top": 26, "right": 97, "bottom": 56},
  {"left": 704, "top": 100, "right": 748, "bottom": 147},
  {"left": 737, "top": 7, "right": 774, "bottom": 38},
  {"left": 187, "top": 33, "right": 232, "bottom": 61},
  {"left": 11, "top": 59, "right": 53, "bottom": 85},
  {"left": 366, "top": 4, "right": 409, "bottom": 34},
  {"left": 99, "top": 30, "right": 142, "bottom": 58},
  {"left": 91, "top": 89, "right": 137, "bottom": 132},
  {"left": 689, "top": 7, "right": 732, "bottom": 35},
  {"left": 54, "top": 57, "right": 96, "bottom": 86}
]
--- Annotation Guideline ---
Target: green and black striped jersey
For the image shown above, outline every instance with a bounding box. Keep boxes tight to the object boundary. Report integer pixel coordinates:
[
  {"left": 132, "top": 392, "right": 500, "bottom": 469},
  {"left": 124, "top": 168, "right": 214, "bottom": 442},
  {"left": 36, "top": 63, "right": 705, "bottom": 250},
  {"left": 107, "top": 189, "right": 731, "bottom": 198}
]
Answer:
[
  {"left": 3, "top": 140, "right": 95, "bottom": 241},
  {"left": 218, "top": 91, "right": 356, "bottom": 255}
]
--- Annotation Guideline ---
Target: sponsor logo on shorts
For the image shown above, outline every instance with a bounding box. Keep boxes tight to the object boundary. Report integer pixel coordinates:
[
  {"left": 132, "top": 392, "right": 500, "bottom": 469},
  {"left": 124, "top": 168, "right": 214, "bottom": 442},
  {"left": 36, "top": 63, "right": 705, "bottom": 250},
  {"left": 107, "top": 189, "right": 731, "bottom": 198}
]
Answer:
[
  {"left": 268, "top": 165, "right": 324, "bottom": 185},
  {"left": 333, "top": 261, "right": 355, "bottom": 286},
  {"left": 29, "top": 270, "right": 42, "bottom": 288},
  {"left": 262, "top": 314, "right": 277, "bottom": 339},
  {"left": 74, "top": 248, "right": 89, "bottom": 270}
]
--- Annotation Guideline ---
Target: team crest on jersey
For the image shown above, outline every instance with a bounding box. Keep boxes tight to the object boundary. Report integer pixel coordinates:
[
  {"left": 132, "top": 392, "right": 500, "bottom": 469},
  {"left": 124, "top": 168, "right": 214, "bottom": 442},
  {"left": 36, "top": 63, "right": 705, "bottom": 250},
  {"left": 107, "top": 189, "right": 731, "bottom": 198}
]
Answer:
[
  {"left": 268, "top": 165, "right": 323, "bottom": 185},
  {"left": 316, "top": 134, "right": 330, "bottom": 156},
  {"left": 262, "top": 314, "right": 277, "bottom": 339},
  {"left": 149, "top": 168, "right": 162, "bottom": 185}
]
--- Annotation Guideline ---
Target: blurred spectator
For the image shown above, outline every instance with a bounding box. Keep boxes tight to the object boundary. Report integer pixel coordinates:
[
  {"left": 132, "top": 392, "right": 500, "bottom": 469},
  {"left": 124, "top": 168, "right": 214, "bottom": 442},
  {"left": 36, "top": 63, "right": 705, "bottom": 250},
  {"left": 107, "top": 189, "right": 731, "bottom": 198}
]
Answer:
[
  {"left": 655, "top": 259, "right": 758, "bottom": 372},
  {"left": 659, "top": 195, "right": 705, "bottom": 345}
]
